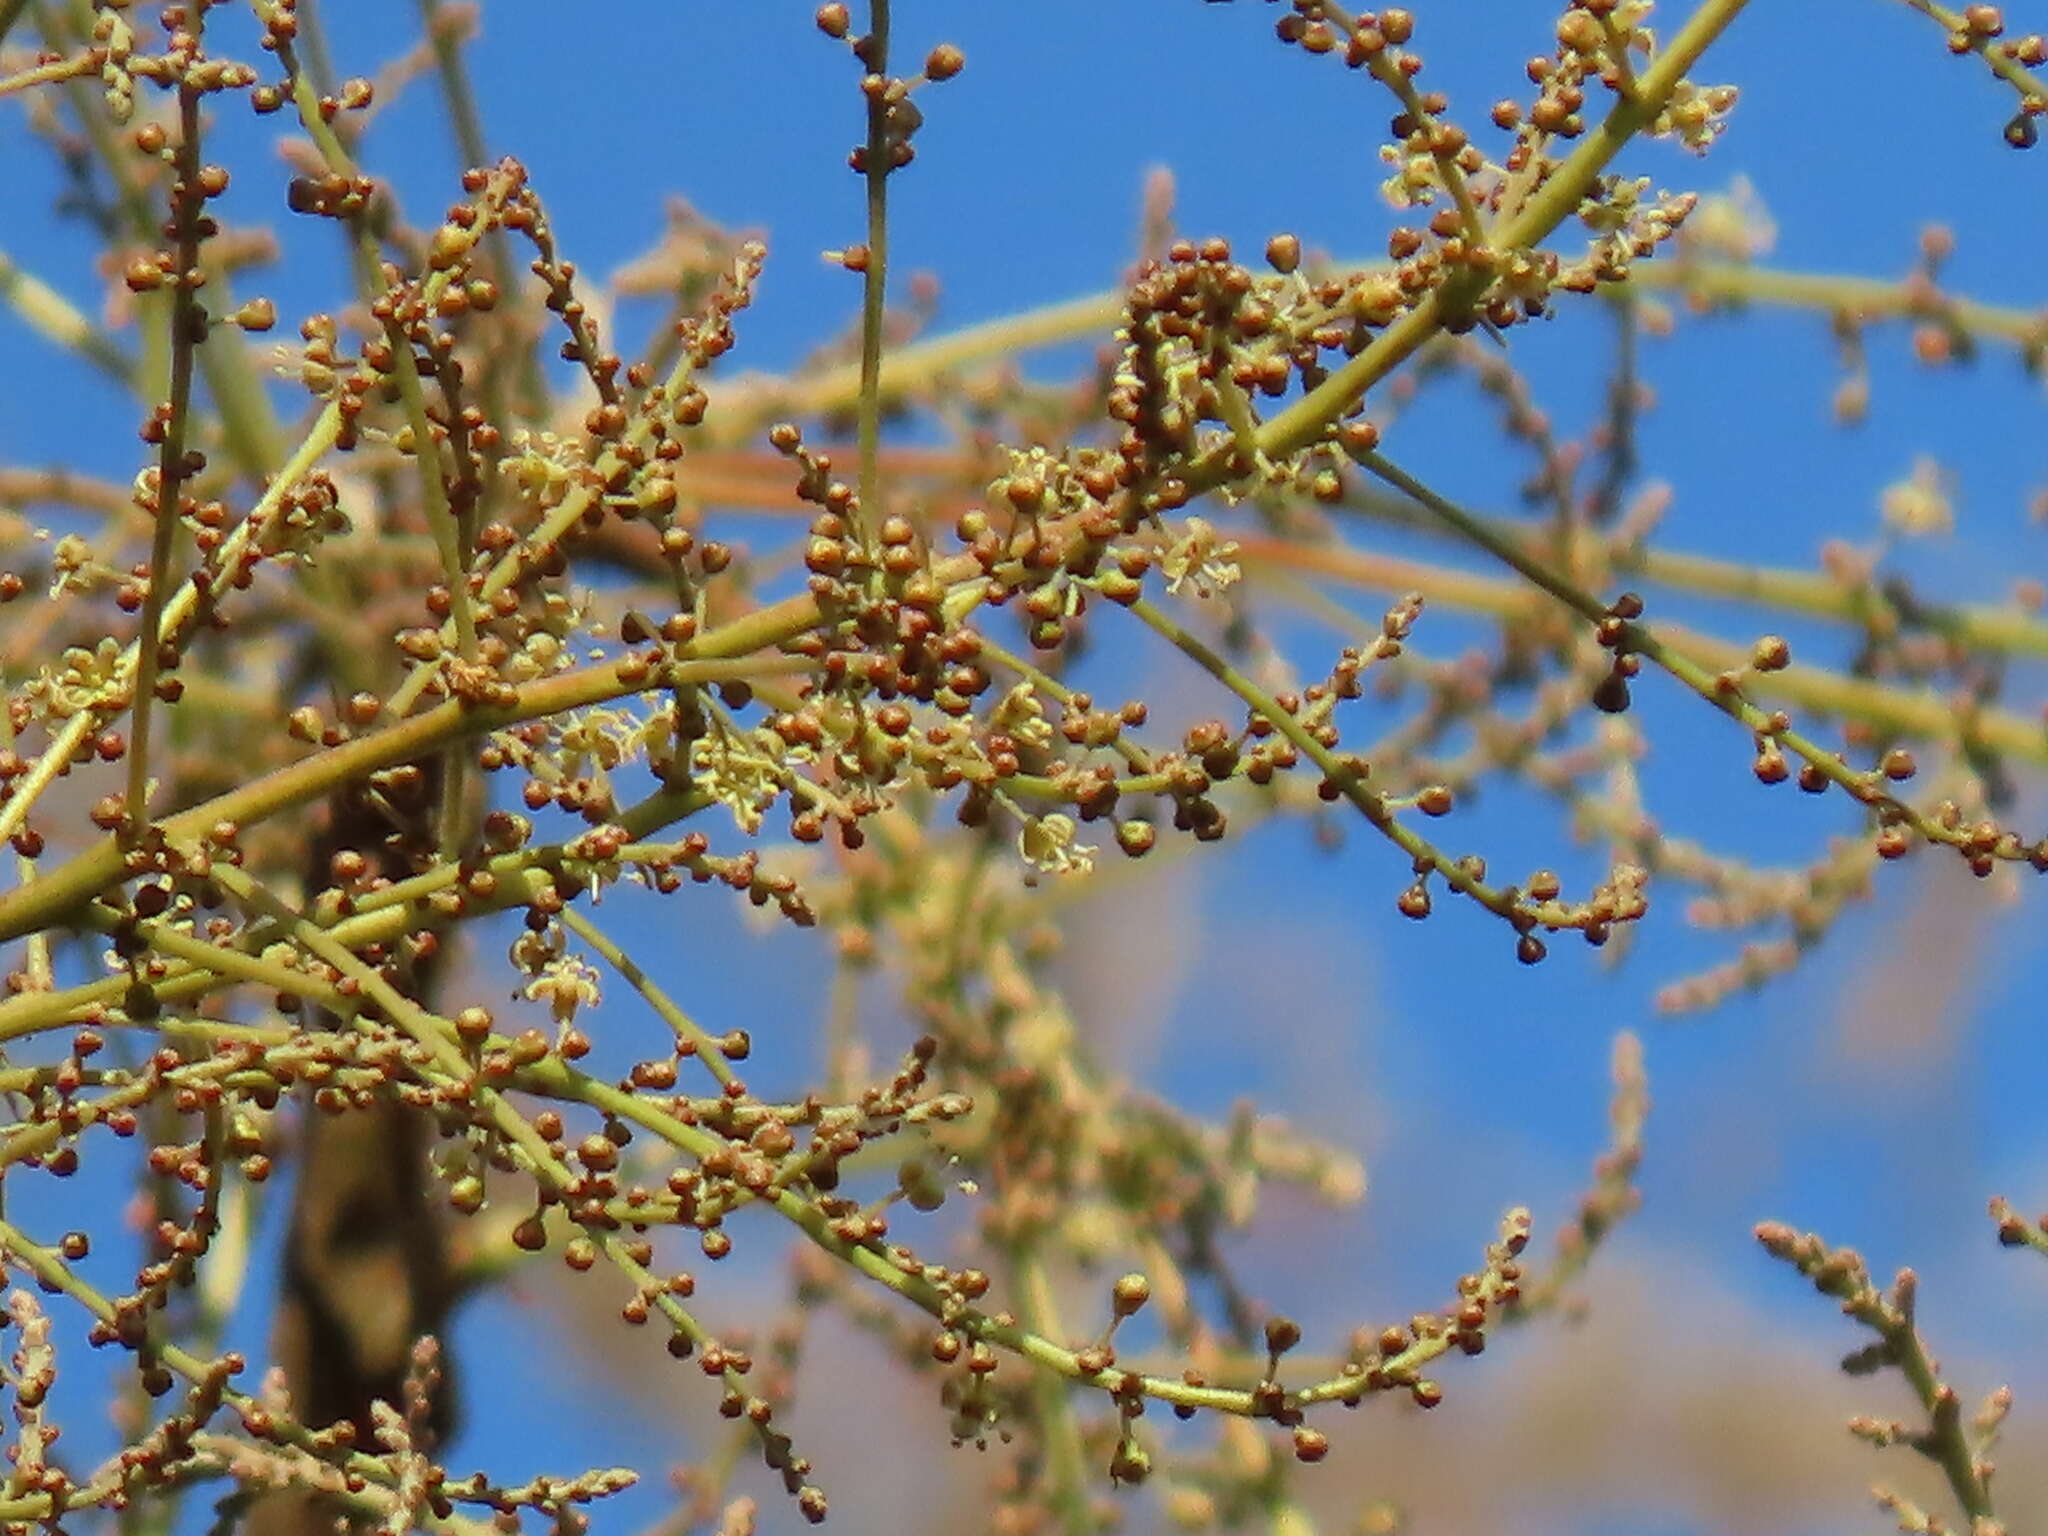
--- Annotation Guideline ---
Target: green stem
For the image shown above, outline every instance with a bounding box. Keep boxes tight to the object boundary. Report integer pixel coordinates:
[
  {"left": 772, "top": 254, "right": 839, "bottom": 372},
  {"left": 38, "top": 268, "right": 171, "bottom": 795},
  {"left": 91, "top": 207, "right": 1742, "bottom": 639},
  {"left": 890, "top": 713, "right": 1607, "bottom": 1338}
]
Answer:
[
  {"left": 0, "top": 1219, "right": 438, "bottom": 1518},
  {"left": 561, "top": 1046, "right": 1527, "bottom": 1415},
  {"left": 1335, "top": 479, "right": 2048, "bottom": 663},
  {"left": 413, "top": 0, "right": 541, "bottom": 421},
  {"left": 0, "top": 784, "right": 711, "bottom": 1044},
  {"left": 1013, "top": 1250, "right": 1098, "bottom": 1534},
  {"left": 125, "top": 66, "right": 208, "bottom": 822},
  {"left": 854, "top": 0, "right": 892, "bottom": 547},
  {"left": 0, "top": 649, "right": 807, "bottom": 942},
  {"left": 0, "top": 405, "right": 340, "bottom": 853},
  {"left": 0, "top": 247, "right": 137, "bottom": 383},
  {"left": 1244, "top": 530, "right": 2048, "bottom": 771},
  {"left": 43, "top": 0, "right": 283, "bottom": 477},
  {"left": 1325, "top": 0, "right": 1488, "bottom": 243},
  {"left": 1358, "top": 450, "right": 2046, "bottom": 864},
  {"left": 558, "top": 904, "right": 739, "bottom": 1091},
  {"left": 257, "top": 0, "right": 482, "bottom": 861},
  {"left": 204, "top": 859, "right": 776, "bottom": 1481},
  {"left": 1896, "top": 0, "right": 2048, "bottom": 115},
  {"left": 1215, "top": 0, "right": 1754, "bottom": 473},
  {"left": 383, "top": 218, "right": 749, "bottom": 720},
  {"left": 714, "top": 248, "right": 2048, "bottom": 438},
  {"left": 1125, "top": 594, "right": 1582, "bottom": 931}
]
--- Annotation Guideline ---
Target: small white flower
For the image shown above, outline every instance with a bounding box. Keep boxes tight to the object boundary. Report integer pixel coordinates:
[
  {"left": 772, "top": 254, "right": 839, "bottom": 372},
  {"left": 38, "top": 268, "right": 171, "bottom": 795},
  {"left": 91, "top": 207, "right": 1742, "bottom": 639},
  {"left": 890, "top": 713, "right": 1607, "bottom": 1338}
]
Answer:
[
  {"left": 1161, "top": 517, "right": 1241, "bottom": 598},
  {"left": 523, "top": 955, "right": 602, "bottom": 1025},
  {"left": 1881, "top": 456, "right": 1954, "bottom": 537},
  {"left": 1018, "top": 813, "right": 1096, "bottom": 877},
  {"left": 993, "top": 683, "right": 1053, "bottom": 749}
]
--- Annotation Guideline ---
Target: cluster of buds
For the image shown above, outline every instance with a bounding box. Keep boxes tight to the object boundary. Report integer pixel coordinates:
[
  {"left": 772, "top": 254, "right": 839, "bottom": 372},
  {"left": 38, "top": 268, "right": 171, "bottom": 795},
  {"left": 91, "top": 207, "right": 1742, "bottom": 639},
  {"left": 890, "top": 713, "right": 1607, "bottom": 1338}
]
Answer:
[
  {"left": 813, "top": 5, "right": 965, "bottom": 181},
  {"left": 1757, "top": 1220, "right": 2016, "bottom": 1531},
  {"left": 5, "top": 0, "right": 2047, "bottom": 1531}
]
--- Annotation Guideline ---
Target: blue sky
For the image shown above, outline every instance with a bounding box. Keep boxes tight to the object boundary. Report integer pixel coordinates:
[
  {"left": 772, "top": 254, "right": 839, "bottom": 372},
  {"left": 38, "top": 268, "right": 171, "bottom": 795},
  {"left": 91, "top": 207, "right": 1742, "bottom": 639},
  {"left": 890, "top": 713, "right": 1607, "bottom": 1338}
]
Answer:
[{"left": 4, "top": 3, "right": 2048, "bottom": 1532}]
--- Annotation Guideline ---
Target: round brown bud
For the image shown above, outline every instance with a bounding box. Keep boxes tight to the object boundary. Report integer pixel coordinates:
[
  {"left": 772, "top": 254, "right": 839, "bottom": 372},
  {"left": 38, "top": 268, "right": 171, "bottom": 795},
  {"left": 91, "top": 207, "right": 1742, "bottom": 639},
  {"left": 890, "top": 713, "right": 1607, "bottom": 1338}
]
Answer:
[
  {"left": 1339, "top": 420, "right": 1381, "bottom": 456},
  {"left": 1112, "top": 1273, "right": 1151, "bottom": 1317},
  {"left": 925, "top": 43, "right": 964, "bottom": 80},
  {"left": 1912, "top": 323, "right": 1952, "bottom": 366},
  {"left": 1292, "top": 1426, "right": 1330, "bottom": 1463}
]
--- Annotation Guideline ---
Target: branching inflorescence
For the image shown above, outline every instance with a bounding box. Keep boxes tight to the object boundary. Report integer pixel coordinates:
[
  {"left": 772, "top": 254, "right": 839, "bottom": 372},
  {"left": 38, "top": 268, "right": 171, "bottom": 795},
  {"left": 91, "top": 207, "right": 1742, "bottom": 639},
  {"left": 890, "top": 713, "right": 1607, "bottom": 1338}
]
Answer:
[{"left": 0, "top": 0, "right": 2043, "bottom": 1532}]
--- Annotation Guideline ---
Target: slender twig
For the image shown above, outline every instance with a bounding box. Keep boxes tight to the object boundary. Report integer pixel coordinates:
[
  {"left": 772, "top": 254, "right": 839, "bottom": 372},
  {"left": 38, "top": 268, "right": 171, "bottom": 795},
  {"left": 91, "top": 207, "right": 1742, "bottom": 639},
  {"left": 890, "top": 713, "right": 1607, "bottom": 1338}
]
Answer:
[
  {"left": 412, "top": 0, "right": 542, "bottom": 418},
  {"left": 1205, "top": 0, "right": 1755, "bottom": 474},
  {"left": 0, "top": 247, "right": 139, "bottom": 382},
  {"left": 1357, "top": 449, "right": 2047, "bottom": 866},
  {"left": 1124, "top": 593, "right": 1598, "bottom": 935},
  {"left": 1238, "top": 521, "right": 2048, "bottom": 766},
  {"left": 125, "top": 56, "right": 208, "bottom": 823},
  {"left": 1011, "top": 1249, "right": 1098, "bottom": 1533},
  {"left": 1507, "top": 1031, "right": 1647, "bottom": 1319},
  {"left": 559, "top": 904, "right": 740, "bottom": 1091},
  {"left": 1755, "top": 1224, "right": 1998, "bottom": 1527},
  {"left": 0, "top": 406, "right": 345, "bottom": 852},
  {"left": 202, "top": 858, "right": 786, "bottom": 1489},
  {"left": 0, "top": 784, "right": 713, "bottom": 1044},
  {"left": 533, "top": 1054, "right": 1532, "bottom": 1417},
  {"left": 256, "top": 0, "right": 480, "bottom": 675},
  {"left": 1896, "top": 0, "right": 2048, "bottom": 120},
  {"left": 0, "top": 1219, "right": 440, "bottom": 1515},
  {"left": 852, "top": 0, "right": 893, "bottom": 549},
  {"left": 1989, "top": 1195, "right": 2048, "bottom": 1258},
  {"left": 0, "top": 44, "right": 95, "bottom": 96},
  {"left": 0, "top": 649, "right": 813, "bottom": 941},
  {"left": 1315, "top": 1, "right": 1489, "bottom": 244}
]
